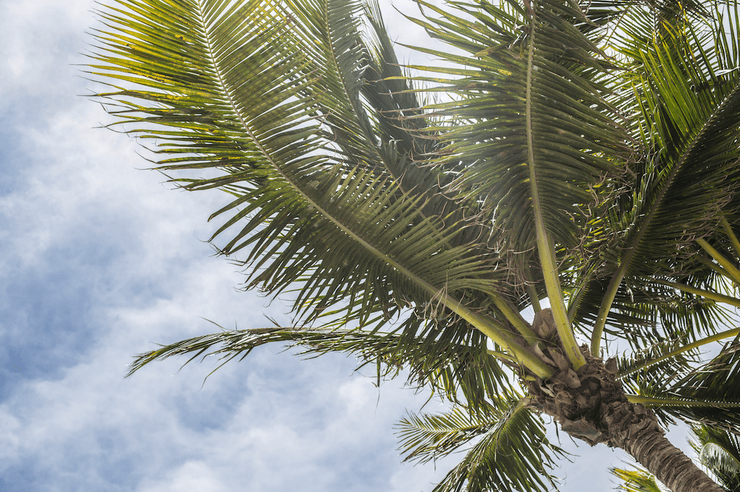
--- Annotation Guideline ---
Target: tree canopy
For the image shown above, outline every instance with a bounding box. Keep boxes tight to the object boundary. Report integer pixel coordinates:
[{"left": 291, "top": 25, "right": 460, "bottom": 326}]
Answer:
[{"left": 88, "top": 0, "right": 740, "bottom": 490}]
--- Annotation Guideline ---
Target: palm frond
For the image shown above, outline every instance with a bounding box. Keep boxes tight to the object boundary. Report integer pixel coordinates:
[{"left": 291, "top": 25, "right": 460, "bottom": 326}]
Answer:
[
  {"left": 397, "top": 397, "right": 566, "bottom": 492},
  {"left": 626, "top": 337, "right": 740, "bottom": 429},
  {"left": 612, "top": 466, "right": 665, "bottom": 492},
  {"left": 87, "top": 0, "right": 557, "bottom": 373},
  {"left": 402, "top": 0, "right": 626, "bottom": 250},
  {"left": 692, "top": 424, "right": 740, "bottom": 490},
  {"left": 397, "top": 405, "right": 493, "bottom": 465},
  {"left": 394, "top": 0, "right": 634, "bottom": 366},
  {"left": 573, "top": 278, "right": 731, "bottom": 352},
  {"left": 617, "top": 336, "right": 702, "bottom": 383},
  {"left": 617, "top": 327, "right": 740, "bottom": 384},
  {"left": 125, "top": 321, "right": 523, "bottom": 406}
]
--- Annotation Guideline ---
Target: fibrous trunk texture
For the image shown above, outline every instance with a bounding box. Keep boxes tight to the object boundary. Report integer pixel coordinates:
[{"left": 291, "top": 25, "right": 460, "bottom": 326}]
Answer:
[
  {"left": 526, "top": 347, "right": 723, "bottom": 492},
  {"left": 615, "top": 409, "right": 724, "bottom": 492}
]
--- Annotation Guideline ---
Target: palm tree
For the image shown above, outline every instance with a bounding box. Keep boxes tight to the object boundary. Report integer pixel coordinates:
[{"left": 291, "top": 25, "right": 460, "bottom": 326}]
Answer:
[{"left": 87, "top": 0, "right": 740, "bottom": 490}]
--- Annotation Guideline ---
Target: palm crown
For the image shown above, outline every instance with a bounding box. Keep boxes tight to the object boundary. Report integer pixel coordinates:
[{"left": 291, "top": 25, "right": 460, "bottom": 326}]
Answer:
[{"left": 89, "top": 0, "right": 740, "bottom": 490}]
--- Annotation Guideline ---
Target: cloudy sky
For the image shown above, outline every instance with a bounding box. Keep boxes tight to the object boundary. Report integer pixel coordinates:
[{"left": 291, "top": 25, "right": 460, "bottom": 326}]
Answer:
[{"left": 0, "top": 0, "right": 698, "bottom": 491}]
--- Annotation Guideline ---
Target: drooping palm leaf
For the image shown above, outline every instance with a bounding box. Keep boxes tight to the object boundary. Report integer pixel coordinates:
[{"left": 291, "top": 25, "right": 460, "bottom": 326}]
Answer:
[
  {"left": 126, "top": 321, "right": 524, "bottom": 407},
  {"left": 616, "top": 326, "right": 740, "bottom": 382},
  {"left": 573, "top": 279, "right": 731, "bottom": 351},
  {"left": 692, "top": 424, "right": 740, "bottom": 490},
  {"left": 393, "top": 0, "right": 633, "bottom": 366},
  {"left": 397, "top": 398, "right": 566, "bottom": 492},
  {"left": 88, "top": 0, "right": 560, "bottom": 375},
  {"left": 407, "top": 0, "right": 624, "bottom": 247}
]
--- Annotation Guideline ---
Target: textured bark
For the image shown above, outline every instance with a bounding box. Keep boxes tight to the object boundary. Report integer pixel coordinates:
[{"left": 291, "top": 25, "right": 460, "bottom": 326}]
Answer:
[
  {"left": 526, "top": 343, "right": 723, "bottom": 492},
  {"left": 613, "top": 411, "right": 724, "bottom": 492}
]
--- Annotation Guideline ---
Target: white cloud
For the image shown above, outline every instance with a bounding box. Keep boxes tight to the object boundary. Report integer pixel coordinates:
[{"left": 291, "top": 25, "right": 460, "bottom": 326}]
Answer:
[
  {"left": 139, "top": 461, "right": 228, "bottom": 492},
  {"left": 0, "top": 0, "right": 93, "bottom": 100},
  {"left": 0, "top": 411, "right": 22, "bottom": 466}
]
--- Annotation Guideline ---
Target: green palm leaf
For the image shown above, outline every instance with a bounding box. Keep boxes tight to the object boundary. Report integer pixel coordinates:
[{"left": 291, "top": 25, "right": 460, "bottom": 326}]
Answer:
[
  {"left": 573, "top": 279, "right": 730, "bottom": 351},
  {"left": 405, "top": 0, "right": 625, "bottom": 246},
  {"left": 624, "top": 337, "right": 740, "bottom": 429},
  {"left": 88, "top": 0, "right": 559, "bottom": 375},
  {"left": 692, "top": 424, "right": 740, "bottom": 490},
  {"left": 612, "top": 467, "right": 665, "bottom": 492},
  {"left": 393, "top": 0, "right": 630, "bottom": 366},
  {"left": 616, "top": 326, "right": 740, "bottom": 382},
  {"left": 397, "top": 398, "right": 566, "bottom": 492},
  {"left": 126, "top": 321, "right": 523, "bottom": 407}
]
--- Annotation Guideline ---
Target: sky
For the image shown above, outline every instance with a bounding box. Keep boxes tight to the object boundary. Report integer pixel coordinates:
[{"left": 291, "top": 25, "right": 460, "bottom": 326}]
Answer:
[{"left": 0, "top": 0, "right": 698, "bottom": 491}]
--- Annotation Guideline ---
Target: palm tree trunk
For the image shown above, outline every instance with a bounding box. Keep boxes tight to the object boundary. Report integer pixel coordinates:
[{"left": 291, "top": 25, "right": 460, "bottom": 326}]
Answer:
[{"left": 607, "top": 400, "right": 724, "bottom": 492}]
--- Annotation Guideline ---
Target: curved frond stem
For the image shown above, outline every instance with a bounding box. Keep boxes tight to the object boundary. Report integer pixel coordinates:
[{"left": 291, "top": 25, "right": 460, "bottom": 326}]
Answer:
[
  {"left": 722, "top": 216, "right": 740, "bottom": 259},
  {"left": 618, "top": 327, "right": 740, "bottom": 380},
  {"left": 527, "top": 284, "right": 542, "bottom": 314},
  {"left": 697, "top": 255, "right": 735, "bottom": 279},
  {"left": 591, "top": 266, "right": 624, "bottom": 357},
  {"left": 487, "top": 349, "right": 517, "bottom": 363},
  {"left": 655, "top": 280, "right": 740, "bottom": 309},
  {"left": 490, "top": 296, "right": 539, "bottom": 346},
  {"left": 525, "top": 1, "right": 585, "bottom": 369},
  {"left": 537, "top": 233, "right": 584, "bottom": 367},
  {"left": 697, "top": 238, "right": 740, "bottom": 285},
  {"left": 456, "top": 309, "right": 554, "bottom": 378}
]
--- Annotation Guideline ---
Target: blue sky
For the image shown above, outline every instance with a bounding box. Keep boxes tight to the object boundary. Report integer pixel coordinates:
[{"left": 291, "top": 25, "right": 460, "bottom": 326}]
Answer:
[{"left": 0, "top": 1, "right": 697, "bottom": 491}]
